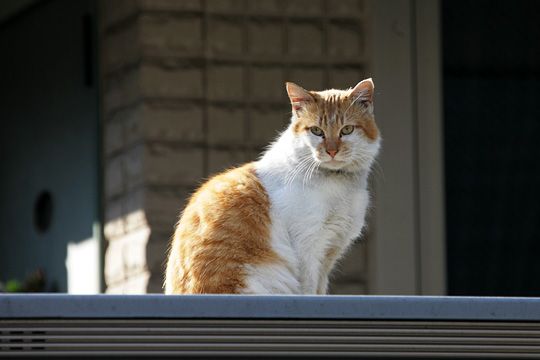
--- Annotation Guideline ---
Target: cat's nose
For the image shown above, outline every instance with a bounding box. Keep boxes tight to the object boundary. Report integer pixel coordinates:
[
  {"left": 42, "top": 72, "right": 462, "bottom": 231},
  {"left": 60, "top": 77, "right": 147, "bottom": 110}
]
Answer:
[{"left": 326, "top": 149, "right": 338, "bottom": 158}]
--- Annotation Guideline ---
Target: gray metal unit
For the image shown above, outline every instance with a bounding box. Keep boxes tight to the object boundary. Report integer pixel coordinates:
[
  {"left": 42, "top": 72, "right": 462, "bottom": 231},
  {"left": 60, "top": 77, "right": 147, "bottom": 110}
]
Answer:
[{"left": 2, "top": 295, "right": 540, "bottom": 358}]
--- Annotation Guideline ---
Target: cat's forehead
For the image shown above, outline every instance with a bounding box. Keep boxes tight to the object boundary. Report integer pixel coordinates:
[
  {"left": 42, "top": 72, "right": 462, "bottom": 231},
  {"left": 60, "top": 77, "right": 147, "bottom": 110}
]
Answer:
[{"left": 309, "top": 89, "right": 353, "bottom": 118}]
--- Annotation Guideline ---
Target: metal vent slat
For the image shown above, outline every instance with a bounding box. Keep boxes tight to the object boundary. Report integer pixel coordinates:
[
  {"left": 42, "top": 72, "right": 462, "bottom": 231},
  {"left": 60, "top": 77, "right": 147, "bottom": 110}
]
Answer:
[
  {"left": 4, "top": 335, "right": 540, "bottom": 345},
  {"left": 3, "top": 342, "right": 540, "bottom": 352},
  {"left": 2, "top": 351, "right": 540, "bottom": 359},
  {"left": 3, "top": 319, "right": 540, "bottom": 357}
]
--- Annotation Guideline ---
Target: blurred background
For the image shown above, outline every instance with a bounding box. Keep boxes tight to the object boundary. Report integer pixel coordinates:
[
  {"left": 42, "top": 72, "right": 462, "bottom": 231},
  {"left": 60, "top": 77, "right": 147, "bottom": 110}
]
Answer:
[{"left": 1, "top": 0, "right": 539, "bottom": 296}]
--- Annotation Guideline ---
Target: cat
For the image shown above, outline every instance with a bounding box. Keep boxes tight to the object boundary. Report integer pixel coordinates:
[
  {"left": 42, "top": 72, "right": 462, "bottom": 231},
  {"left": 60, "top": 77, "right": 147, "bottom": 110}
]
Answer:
[{"left": 165, "top": 78, "right": 380, "bottom": 294}]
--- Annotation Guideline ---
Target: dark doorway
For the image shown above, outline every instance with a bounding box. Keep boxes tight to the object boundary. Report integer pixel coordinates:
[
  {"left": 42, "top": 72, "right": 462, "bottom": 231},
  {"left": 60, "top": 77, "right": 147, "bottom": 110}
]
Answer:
[
  {"left": 443, "top": 0, "right": 540, "bottom": 296},
  {"left": 0, "top": 0, "right": 99, "bottom": 292}
]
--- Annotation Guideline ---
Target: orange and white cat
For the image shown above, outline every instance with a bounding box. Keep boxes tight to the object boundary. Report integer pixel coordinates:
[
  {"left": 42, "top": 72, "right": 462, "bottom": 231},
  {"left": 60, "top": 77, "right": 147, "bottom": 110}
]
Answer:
[{"left": 165, "top": 79, "right": 380, "bottom": 294}]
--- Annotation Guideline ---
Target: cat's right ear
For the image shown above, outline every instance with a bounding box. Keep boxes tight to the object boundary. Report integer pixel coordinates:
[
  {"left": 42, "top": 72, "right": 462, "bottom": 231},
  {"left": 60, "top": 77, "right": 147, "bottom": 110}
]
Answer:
[{"left": 286, "top": 82, "right": 314, "bottom": 113}]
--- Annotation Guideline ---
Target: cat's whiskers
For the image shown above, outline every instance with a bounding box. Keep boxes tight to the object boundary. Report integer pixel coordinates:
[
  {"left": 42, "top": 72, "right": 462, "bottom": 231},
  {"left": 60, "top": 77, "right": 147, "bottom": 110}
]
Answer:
[
  {"left": 310, "top": 161, "right": 322, "bottom": 184},
  {"left": 302, "top": 159, "right": 321, "bottom": 189},
  {"left": 300, "top": 162, "right": 314, "bottom": 190},
  {"left": 285, "top": 155, "right": 312, "bottom": 181},
  {"left": 285, "top": 167, "right": 304, "bottom": 187},
  {"left": 284, "top": 155, "right": 315, "bottom": 187},
  {"left": 300, "top": 162, "right": 313, "bottom": 189},
  {"left": 287, "top": 161, "right": 314, "bottom": 188}
]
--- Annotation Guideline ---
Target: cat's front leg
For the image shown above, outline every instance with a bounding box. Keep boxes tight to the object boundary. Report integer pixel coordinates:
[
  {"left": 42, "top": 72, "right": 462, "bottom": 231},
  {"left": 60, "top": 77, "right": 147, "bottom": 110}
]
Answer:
[
  {"left": 316, "top": 274, "right": 330, "bottom": 295},
  {"left": 316, "top": 245, "right": 342, "bottom": 294},
  {"left": 295, "top": 257, "right": 321, "bottom": 294}
]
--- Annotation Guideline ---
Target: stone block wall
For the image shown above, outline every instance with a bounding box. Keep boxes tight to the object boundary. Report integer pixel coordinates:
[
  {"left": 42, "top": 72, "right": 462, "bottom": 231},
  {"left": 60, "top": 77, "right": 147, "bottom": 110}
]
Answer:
[{"left": 100, "top": 0, "right": 368, "bottom": 294}]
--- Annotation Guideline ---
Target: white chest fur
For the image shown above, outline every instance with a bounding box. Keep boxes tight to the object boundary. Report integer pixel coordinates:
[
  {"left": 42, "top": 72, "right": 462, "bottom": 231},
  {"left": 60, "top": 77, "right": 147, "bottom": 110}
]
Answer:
[
  {"left": 242, "top": 122, "right": 377, "bottom": 294},
  {"left": 254, "top": 164, "right": 370, "bottom": 294}
]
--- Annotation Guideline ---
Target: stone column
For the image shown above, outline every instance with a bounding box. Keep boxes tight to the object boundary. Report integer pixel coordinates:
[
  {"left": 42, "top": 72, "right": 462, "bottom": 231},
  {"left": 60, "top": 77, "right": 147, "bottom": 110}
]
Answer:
[{"left": 100, "top": 0, "right": 207, "bottom": 293}]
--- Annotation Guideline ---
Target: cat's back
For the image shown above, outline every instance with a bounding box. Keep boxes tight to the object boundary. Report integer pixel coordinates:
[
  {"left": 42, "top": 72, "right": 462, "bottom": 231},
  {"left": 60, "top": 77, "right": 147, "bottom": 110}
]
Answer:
[{"left": 165, "top": 163, "right": 280, "bottom": 294}]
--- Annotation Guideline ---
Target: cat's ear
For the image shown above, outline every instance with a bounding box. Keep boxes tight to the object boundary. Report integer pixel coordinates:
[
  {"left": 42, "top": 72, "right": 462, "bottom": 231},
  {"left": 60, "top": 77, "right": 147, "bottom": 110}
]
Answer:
[
  {"left": 350, "top": 78, "right": 374, "bottom": 105},
  {"left": 286, "top": 82, "right": 314, "bottom": 112}
]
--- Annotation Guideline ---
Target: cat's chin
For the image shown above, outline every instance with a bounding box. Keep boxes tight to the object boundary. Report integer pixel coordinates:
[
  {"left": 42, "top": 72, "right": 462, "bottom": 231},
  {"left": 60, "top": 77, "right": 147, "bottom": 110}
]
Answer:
[{"left": 320, "top": 159, "right": 349, "bottom": 171}]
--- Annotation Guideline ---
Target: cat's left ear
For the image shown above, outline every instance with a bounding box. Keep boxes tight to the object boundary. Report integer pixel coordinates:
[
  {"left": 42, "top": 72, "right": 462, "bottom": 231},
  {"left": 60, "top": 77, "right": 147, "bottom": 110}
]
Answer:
[
  {"left": 286, "top": 82, "right": 314, "bottom": 113},
  {"left": 350, "top": 78, "right": 374, "bottom": 105}
]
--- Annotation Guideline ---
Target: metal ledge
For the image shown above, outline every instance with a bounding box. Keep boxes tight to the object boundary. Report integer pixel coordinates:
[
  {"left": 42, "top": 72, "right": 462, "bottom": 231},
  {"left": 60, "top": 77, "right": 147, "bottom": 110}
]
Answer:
[
  {"left": 2, "top": 295, "right": 540, "bottom": 358},
  {"left": 1, "top": 294, "right": 540, "bottom": 320}
]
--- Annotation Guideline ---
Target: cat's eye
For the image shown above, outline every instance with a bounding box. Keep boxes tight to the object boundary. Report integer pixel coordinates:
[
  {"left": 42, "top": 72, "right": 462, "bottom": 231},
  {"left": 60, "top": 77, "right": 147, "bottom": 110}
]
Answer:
[
  {"left": 310, "top": 126, "right": 324, "bottom": 137},
  {"left": 340, "top": 125, "right": 354, "bottom": 136}
]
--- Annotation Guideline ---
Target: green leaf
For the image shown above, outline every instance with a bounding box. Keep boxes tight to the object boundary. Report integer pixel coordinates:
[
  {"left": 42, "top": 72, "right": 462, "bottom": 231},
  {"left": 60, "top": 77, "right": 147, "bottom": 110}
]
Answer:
[{"left": 5, "top": 280, "right": 22, "bottom": 292}]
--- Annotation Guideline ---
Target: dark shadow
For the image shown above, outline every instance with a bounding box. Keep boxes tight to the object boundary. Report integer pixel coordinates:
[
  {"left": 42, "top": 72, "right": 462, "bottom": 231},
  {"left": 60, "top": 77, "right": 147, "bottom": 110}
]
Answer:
[
  {"left": 0, "top": 0, "right": 99, "bottom": 292},
  {"left": 443, "top": 0, "right": 540, "bottom": 296}
]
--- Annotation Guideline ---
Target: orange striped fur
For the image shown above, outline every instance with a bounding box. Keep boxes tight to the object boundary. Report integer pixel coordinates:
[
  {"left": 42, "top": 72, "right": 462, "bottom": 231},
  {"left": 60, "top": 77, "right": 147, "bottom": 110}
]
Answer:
[{"left": 165, "top": 163, "right": 279, "bottom": 294}]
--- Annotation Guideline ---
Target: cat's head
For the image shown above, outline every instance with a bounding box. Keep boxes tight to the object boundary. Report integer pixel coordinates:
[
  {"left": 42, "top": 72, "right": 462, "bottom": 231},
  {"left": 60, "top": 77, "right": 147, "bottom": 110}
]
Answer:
[{"left": 286, "top": 79, "right": 380, "bottom": 172}]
